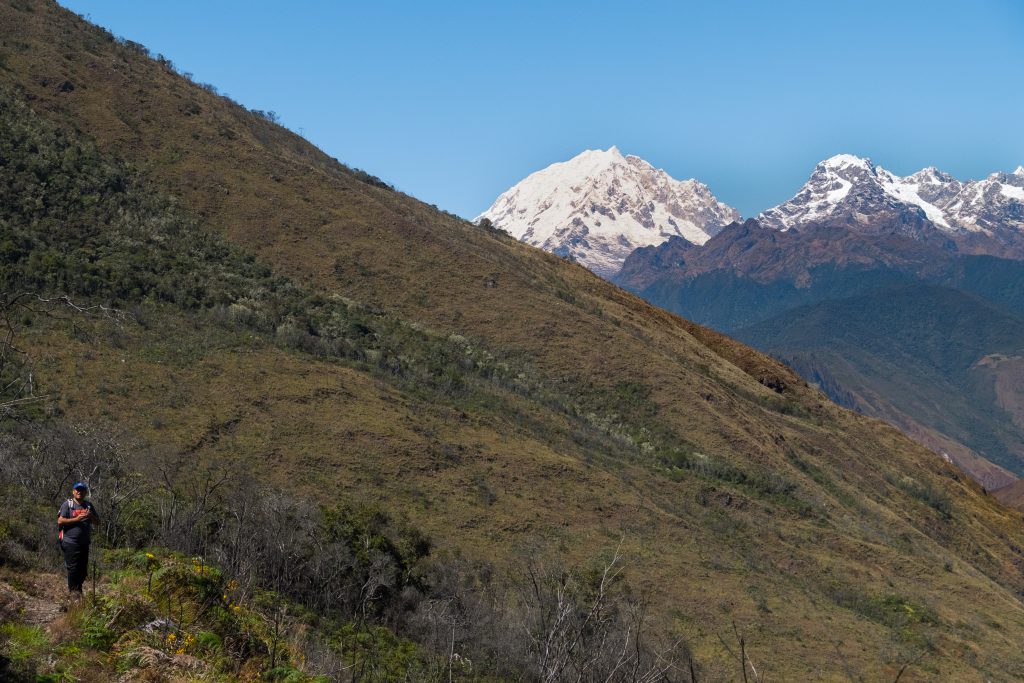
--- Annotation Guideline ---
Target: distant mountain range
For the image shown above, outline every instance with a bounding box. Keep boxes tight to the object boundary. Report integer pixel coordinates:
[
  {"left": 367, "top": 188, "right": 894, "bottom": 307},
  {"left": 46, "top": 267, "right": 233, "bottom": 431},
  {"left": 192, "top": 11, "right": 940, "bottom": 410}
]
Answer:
[
  {"left": 757, "top": 154, "right": 1024, "bottom": 260},
  {"left": 484, "top": 151, "right": 1024, "bottom": 488},
  {"left": 759, "top": 154, "right": 1024, "bottom": 237},
  {"left": 483, "top": 150, "right": 1024, "bottom": 277}
]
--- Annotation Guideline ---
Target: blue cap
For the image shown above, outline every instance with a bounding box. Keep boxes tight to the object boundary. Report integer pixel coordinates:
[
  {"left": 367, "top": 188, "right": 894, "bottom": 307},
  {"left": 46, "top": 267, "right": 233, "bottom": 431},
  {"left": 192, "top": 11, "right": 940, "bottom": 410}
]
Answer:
[{"left": 73, "top": 482, "right": 89, "bottom": 491}]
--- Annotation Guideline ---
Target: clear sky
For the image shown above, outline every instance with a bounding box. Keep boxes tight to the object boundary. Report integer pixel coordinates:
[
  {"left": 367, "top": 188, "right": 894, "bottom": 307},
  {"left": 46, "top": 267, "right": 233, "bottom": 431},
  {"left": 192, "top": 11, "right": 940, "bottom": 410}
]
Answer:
[{"left": 59, "top": 0, "right": 1024, "bottom": 220}]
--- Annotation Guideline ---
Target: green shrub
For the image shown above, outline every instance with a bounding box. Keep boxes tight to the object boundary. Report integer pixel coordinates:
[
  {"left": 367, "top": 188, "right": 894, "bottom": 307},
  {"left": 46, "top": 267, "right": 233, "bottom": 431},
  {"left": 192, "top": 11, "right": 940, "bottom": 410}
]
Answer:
[
  {"left": 78, "top": 619, "right": 117, "bottom": 651},
  {"left": 0, "top": 623, "right": 48, "bottom": 665},
  {"left": 194, "top": 630, "right": 222, "bottom": 654}
]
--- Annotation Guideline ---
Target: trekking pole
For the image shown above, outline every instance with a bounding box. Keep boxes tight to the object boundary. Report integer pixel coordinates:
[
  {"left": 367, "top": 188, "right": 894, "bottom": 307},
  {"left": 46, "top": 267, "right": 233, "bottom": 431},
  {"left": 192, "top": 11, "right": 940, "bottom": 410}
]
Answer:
[{"left": 91, "top": 511, "right": 102, "bottom": 605}]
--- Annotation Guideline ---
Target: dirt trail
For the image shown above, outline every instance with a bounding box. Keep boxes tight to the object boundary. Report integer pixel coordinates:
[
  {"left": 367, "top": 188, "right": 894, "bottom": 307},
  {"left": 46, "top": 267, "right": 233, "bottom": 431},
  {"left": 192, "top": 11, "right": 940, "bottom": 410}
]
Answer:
[{"left": 0, "top": 572, "right": 67, "bottom": 629}]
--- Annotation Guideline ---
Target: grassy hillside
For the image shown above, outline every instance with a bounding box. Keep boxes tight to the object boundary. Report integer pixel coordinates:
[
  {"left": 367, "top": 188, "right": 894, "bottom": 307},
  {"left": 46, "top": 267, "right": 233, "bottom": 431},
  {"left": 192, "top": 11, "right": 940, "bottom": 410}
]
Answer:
[{"left": 3, "top": 1, "right": 1024, "bottom": 680}]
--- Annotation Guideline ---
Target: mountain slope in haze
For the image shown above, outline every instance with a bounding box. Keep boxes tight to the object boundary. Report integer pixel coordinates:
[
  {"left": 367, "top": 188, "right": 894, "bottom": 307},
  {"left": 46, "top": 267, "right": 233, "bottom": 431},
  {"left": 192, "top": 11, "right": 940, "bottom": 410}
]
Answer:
[
  {"left": 612, "top": 151, "right": 1024, "bottom": 480},
  {"left": 477, "top": 147, "right": 739, "bottom": 277},
  {"left": 5, "top": 2, "right": 1024, "bottom": 679},
  {"left": 619, "top": 217, "right": 1024, "bottom": 330},
  {"left": 994, "top": 477, "right": 1024, "bottom": 510},
  {"left": 734, "top": 285, "right": 1024, "bottom": 487}
]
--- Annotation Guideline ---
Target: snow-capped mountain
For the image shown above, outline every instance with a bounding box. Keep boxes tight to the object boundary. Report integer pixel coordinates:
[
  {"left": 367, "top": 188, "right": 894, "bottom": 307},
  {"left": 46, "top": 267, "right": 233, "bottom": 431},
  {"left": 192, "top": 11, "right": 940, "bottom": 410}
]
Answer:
[
  {"left": 758, "top": 154, "right": 1024, "bottom": 239},
  {"left": 477, "top": 147, "right": 739, "bottom": 277}
]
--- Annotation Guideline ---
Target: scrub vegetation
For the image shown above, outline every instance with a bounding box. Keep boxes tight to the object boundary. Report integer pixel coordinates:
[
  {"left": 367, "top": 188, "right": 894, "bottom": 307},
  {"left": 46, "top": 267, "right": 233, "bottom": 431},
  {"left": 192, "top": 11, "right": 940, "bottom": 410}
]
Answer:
[{"left": 1, "top": 424, "right": 689, "bottom": 681}]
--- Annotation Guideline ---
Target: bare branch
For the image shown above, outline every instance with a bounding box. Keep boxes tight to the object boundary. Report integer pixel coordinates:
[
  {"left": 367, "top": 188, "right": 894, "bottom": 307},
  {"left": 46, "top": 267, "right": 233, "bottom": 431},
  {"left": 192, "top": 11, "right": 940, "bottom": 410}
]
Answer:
[{"left": 0, "top": 291, "right": 132, "bottom": 415}]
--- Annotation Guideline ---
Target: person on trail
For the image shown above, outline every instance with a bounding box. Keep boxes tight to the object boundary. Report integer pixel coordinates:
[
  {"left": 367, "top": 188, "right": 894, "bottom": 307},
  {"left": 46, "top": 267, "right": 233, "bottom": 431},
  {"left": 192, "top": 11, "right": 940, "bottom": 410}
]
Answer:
[{"left": 57, "top": 482, "right": 100, "bottom": 595}]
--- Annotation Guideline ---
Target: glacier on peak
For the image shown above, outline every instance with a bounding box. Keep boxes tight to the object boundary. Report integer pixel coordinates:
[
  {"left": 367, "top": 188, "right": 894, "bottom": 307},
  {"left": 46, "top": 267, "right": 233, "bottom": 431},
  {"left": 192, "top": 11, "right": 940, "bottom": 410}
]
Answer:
[{"left": 477, "top": 147, "right": 739, "bottom": 278}]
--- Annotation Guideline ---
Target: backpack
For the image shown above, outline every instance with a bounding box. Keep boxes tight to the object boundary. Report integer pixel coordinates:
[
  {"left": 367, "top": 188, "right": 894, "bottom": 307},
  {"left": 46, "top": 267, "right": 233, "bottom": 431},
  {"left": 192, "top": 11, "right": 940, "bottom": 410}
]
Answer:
[{"left": 58, "top": 498, "right": 73, "bottom": 541}]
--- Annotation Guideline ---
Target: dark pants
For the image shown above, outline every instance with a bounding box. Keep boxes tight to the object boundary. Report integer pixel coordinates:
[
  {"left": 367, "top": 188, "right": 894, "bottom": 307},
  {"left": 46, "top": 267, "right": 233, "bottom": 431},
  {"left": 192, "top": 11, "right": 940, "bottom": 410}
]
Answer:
[{"left": 61, "top": 540, "right": 89, "bottom": 592}]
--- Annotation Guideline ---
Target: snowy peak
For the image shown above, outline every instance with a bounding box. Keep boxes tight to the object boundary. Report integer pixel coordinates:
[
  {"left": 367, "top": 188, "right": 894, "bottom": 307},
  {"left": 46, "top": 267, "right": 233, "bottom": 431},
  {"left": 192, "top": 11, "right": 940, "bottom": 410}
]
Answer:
[
  {"left": 478, "top": 148, "right": 739, "bottom": 278},
  {"left": 553, "top": 145, "right": 624, "bottom": 177},
  {"left": 760, "top": 155, "right": 1023, "bottom": 237},
  {"left": 819, "top": 154, "right": 873, "bottom": 172},
  {"left": 758, "top": 154, "right": 899, "bottom": 231},
  {"left": 908, "top": 167, "right": 956, "bottom": 184}
]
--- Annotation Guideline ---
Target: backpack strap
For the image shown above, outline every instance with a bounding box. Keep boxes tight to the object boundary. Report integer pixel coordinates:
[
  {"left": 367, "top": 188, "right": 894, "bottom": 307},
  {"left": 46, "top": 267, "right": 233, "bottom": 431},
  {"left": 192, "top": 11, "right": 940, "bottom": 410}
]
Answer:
[{"left": 58, "top": 499, "right": 74, "bottom": 541}]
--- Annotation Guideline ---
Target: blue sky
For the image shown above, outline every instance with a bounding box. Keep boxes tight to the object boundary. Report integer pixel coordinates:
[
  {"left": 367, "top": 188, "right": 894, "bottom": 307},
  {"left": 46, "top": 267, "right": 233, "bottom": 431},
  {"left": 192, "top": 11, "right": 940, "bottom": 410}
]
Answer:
[{"left": 60, "top": 1, "right": 1024, "bottom": 220}]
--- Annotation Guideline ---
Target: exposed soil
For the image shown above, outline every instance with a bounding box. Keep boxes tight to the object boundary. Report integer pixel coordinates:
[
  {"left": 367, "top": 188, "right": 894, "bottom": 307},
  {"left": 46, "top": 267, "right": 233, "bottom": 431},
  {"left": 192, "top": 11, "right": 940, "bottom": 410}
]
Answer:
[{"left": 0, "top": 571, "right": 67, "bottom": 630}]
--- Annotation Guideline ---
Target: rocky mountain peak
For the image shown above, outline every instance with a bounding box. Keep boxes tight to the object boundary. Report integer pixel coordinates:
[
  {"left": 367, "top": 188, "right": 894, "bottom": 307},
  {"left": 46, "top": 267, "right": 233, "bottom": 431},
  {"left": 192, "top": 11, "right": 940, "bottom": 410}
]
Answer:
[
  {"left": 906, "top": 166, "right": 958, "bottom": 186},
  {"left": 758, "top": 154, "right": 914, "bottom": 232}
]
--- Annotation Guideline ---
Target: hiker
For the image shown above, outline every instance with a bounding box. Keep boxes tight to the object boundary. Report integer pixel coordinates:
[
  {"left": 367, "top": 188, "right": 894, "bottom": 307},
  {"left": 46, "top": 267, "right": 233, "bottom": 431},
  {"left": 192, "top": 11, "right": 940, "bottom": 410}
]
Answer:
[{"left": 57, "top": 482, "right": 100, "bottom": 594}]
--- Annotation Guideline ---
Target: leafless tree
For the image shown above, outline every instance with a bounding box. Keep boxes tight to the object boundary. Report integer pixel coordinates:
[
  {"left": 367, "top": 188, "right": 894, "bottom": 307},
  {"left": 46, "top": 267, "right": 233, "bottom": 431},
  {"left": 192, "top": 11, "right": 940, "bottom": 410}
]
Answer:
[
  {"left": 0, "top": 292, "right": 131, "bottom": 417},
  {"left": 0, "top": 292, "right": 46, "bottom": 416},
  {"left": 717, "top": 623, "right": 761, "bottom": 683},
  {"left": 407, "top": 544, "right": 694, "bottom": 682},
  {"left": 511, "top": 544, "right": 690, "bottom": 682}
]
